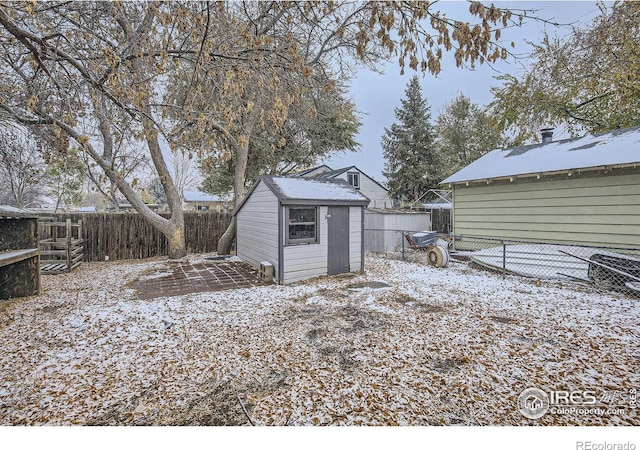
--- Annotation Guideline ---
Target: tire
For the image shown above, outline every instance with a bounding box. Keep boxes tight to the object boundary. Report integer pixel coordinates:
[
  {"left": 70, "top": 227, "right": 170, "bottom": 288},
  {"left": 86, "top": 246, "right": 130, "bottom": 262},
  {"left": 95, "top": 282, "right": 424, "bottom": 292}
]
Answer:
[{"left": 427, "top": 245, "right": 449, "bottom": 268}]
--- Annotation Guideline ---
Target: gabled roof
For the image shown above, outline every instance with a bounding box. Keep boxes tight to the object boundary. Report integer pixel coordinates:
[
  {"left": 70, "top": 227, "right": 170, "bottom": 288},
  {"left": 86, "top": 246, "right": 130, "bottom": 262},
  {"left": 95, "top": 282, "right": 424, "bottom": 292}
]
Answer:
[
  {"left": 290, "top": 164, "right": 333, "bottom": 177},
  {"left": 314, "top": 166, "right": 354, "bottom": 179},
  {"left": 234, "top": 176, "right": 370, "bottom": 215},
  {"left": 313, "top": 165, "right": 390, "bottom": 192},
  {"left": 442, "top": 125, "right": 640, "bottom": 185}
]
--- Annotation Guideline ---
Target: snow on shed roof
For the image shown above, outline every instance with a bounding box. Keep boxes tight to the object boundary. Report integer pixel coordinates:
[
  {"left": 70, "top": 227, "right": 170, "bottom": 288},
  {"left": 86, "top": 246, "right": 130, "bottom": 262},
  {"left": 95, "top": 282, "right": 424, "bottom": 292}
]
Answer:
[
  {"left": 442, "top": 125, "right": 640, "bottom": 185},
  {"left": 264, "top": 176, "right": 370, "bottom": 204},
  {"left": 235, "top": 176, "right": 370, "bottom": 215}
]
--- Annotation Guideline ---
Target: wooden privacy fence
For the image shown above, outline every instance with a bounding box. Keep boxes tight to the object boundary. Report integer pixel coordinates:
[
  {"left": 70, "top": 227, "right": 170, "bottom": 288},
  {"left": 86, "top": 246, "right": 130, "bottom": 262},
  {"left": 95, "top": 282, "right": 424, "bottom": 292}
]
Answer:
[
  {"left": 39, "top": 217, "right": 84, "bottom": 273},
  {"left": 431, "top": 209, "right": 452, "bottom": 234},
  {"left": 45, "top": 212, "right": 232, "bottom": 262}
]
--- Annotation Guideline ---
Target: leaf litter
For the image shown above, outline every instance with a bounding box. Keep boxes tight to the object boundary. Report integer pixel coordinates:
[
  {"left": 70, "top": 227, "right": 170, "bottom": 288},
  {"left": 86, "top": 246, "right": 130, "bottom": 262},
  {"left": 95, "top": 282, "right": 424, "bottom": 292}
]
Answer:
[{"left": 0, "top": 254, "right": 638, "bottom": 426}]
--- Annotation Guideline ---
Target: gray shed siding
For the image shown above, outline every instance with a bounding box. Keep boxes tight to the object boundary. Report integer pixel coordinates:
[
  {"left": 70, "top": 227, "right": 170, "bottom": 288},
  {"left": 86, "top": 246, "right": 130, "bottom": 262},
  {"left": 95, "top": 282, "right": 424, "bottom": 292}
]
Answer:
[
  {"left": 282, "top": 206, "right": 363, "bottom": 284},
  {"left": 348, "top": 207, "right": 363, "bottom": 271},
  {"left": 236, "top": 181, "right": 280, "bottom": 276},
  {"left": 282, "top": 205, "right": 329, "bottom": 284},
  {"left": 452, "top": 169, "right": 640, "bottom": 249}
]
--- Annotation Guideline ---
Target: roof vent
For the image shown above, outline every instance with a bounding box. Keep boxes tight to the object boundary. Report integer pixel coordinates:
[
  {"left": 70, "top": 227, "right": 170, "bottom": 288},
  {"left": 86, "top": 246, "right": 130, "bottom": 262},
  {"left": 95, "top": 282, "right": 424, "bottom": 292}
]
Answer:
[{"left": 541, "top": 128, "right": 554, "bottom": 144}]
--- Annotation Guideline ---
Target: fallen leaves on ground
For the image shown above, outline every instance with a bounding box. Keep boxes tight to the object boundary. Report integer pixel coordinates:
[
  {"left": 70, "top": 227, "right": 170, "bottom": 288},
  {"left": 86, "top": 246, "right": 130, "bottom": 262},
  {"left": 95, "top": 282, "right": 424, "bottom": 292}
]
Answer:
[{"left": 0, "top": 254, "right": 638, "bottom": 426}]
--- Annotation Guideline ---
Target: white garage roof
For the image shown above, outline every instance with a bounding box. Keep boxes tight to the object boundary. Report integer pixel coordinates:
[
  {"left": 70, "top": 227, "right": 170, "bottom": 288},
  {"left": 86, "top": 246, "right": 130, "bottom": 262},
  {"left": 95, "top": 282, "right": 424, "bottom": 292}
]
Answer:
[{"left": 442, "top": 125, "right": 640, "bottom": 185}]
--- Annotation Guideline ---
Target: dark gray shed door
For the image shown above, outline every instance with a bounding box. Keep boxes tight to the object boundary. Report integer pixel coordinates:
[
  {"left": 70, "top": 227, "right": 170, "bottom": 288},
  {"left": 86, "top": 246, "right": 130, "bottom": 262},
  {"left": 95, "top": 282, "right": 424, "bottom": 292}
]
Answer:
[{"left": 327, "top": 206, "right": 350, "bottom": 275}]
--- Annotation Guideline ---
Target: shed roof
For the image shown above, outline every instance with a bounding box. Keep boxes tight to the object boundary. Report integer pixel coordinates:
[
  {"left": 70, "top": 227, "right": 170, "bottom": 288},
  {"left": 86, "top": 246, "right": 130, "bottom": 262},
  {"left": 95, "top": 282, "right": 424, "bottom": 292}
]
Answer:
[
  {"left": 442, "top": 125, "right": 640, "bottom": 185},
  {"left": 264, "top": 176, "right": 370, "bottom": 204},
  {"left": 235, "top": 176, "right": 370, "bottom": 215}
]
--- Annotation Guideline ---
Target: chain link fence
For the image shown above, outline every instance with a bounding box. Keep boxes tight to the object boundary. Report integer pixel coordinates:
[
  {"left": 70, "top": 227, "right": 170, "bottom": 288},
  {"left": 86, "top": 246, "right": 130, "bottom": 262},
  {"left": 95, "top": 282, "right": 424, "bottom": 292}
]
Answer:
[
  {"left": 364, "top": 229, "right": 640, "bottom": 297},
  {"left": 364, "top": 228, "right": 451, "bottom": 266}
]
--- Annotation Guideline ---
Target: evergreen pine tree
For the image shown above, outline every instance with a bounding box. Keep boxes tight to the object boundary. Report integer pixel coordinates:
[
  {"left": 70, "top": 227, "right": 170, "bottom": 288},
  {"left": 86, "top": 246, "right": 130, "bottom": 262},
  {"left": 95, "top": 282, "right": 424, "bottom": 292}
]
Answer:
[{"left": 382, "top": 75, "right": 439, "bottom": 204}]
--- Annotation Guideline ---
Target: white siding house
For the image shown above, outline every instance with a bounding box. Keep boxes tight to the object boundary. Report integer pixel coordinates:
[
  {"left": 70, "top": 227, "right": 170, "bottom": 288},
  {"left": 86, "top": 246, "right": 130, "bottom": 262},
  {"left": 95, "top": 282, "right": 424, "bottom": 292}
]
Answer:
[
  {"left": 235, "top": 176, "right": 370, "bottom": 284},
  {"left": 183, "top": 190, "right": 231, "bottom": 213},
  {"left": 441, "top": 126, "right": 640, "bottom": 249},
  {"left": 295, "top": 165, "right": 392, "bottom": 209},
  {"left": 291, "top": 164, "right": 333, "bottom": 178}
]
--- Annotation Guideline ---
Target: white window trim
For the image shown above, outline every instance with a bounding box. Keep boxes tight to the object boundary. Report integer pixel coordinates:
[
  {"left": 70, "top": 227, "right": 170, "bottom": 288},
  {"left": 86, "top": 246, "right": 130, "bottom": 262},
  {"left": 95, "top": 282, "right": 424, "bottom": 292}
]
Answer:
[
  {"left": 285, "top": 206, "right": 319, "bottom": 246},
  {"left": 347, "top": 172, "right": 360, "bottom": 189}
]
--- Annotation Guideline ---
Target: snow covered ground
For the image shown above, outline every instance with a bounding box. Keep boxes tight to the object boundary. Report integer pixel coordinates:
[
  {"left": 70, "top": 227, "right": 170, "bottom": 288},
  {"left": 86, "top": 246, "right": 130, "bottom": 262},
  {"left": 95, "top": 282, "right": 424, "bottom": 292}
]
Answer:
[{"left": 0, "top": 253, "right": 638, "bottom": 426}]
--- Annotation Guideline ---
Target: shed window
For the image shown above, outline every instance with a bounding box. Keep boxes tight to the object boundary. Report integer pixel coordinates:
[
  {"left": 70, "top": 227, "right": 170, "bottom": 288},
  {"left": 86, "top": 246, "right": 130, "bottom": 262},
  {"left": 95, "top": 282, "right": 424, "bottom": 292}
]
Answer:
[
  {"left": 347, "top": 172, "right": 360, "bottom": 189},
  {"left": 287, "top": 207, "right": 318, "bottom": 245}
]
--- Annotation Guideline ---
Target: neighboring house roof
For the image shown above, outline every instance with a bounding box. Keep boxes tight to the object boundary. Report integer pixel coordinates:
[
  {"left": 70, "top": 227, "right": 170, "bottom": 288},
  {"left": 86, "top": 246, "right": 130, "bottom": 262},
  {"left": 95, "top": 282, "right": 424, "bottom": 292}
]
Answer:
[
  {"left": 183, "top": 190, "right": 230, "bottom": 203},
  {"left": 313, "top": 166, "right": 353, "bottom": 179},
  {"left": 72, "top": 206, "right": 97, "bottom": 212},
  {"left": 235, "top": 176, "right": 370, "bottom": 214},
  {"left": 0, "top": 205, "right": 38, "bottom": 219},
  {"left": 313, "top": 165, "right": 390, "bottom": 192},
  {"left": 290, "top": 164, "right": 333, "bottom": 177},
  {"left": 442, "top": 125, "right": 640, "bottom": 185},
  {"left": 0, "top": 205, "right": 31, "bottom": 214}
]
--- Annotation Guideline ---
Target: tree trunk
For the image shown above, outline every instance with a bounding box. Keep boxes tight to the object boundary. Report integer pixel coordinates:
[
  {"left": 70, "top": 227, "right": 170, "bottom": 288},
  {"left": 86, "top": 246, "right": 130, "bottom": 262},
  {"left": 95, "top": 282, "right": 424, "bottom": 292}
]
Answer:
[
  {"left": 217, "top": 136, "right": 249, "bottom": 255},
  {"left": 166, "top": 219, "right": 187, "bottom": 259},
  {"left": 216, "top": 219, "right": 235, "bottom": 255}
]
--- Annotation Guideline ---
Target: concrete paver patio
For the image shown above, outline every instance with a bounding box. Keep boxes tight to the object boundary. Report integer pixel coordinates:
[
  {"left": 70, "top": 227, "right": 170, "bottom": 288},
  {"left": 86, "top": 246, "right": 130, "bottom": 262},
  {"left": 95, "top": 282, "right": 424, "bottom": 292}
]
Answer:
[{"left": 130, "top": 259, "right": 270, "bottom": 299}]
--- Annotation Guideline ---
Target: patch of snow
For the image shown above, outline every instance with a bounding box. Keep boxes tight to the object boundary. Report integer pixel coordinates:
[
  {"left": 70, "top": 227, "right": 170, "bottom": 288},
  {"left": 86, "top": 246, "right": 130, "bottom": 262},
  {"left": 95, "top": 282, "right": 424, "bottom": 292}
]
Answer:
[
  {"left": 305, "top": 296, "right": 329, "bottom": 306},
  {"left": 270, "top": 176, "right": 368, "bottom": 202}
]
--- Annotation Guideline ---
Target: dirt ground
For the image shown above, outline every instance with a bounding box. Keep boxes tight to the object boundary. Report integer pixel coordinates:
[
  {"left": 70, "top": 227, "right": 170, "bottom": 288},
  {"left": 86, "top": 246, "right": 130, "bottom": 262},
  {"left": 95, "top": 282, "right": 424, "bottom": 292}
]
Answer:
[{"left": 0, "top": 253, "right": 638, "bottom": 426}]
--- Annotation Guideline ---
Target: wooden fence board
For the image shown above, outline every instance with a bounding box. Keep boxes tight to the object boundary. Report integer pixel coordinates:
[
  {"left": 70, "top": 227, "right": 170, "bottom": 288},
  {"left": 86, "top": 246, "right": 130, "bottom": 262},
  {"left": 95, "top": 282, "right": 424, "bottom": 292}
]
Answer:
[{"left": 43, "top": 212, "right": 232, "bottom": 262}]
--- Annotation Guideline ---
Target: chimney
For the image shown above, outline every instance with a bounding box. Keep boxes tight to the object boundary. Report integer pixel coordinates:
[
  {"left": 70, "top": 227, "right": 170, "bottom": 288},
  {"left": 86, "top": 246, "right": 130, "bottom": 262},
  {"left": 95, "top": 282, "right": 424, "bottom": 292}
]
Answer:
[{"left": 541, "top": 128, "right": 554, "bottom": 144}]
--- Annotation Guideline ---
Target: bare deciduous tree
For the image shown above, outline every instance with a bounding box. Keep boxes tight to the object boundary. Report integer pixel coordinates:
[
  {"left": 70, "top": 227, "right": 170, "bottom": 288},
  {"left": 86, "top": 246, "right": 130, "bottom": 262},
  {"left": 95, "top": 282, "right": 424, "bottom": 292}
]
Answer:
[
  {"left": 0, "top": 1, "right": 536, "bottom": 257},
  {"left": 0, "top": 125, "right": 49, "bottom": 208}
]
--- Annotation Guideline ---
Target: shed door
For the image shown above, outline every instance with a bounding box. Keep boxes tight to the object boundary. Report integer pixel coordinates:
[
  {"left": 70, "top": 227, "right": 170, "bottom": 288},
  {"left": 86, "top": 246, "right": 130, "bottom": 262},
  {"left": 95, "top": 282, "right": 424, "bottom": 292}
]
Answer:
[{"left": 327, "top": 206, "right": 350, "bottom": 275}]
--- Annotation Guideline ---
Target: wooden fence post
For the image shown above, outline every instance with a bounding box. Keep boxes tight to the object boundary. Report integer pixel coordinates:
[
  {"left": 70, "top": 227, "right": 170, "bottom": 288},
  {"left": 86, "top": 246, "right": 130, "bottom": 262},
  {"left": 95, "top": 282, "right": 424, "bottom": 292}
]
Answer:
[{"left": 66, "top": 218, "right": 72, "bottom": 273}]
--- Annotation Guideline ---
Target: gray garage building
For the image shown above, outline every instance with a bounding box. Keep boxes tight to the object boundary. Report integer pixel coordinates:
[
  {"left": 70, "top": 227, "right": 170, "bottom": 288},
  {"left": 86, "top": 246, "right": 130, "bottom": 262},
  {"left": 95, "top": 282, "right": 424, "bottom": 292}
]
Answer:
[
  {"left": 234, "top": 176, "right": 370, "bottom": 284},
  {"left": 441, "top": 126, "right": 640, "bottom": 249}
]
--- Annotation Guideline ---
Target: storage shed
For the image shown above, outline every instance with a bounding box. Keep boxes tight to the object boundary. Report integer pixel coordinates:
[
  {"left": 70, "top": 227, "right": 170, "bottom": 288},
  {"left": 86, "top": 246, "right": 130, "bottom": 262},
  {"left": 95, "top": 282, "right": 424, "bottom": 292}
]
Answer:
[
  {"left": 441, "top": 126, "right": 640, "bottom": 249},
  {"left": 235, "top": 176, "right": 370, "bottom": 284}
]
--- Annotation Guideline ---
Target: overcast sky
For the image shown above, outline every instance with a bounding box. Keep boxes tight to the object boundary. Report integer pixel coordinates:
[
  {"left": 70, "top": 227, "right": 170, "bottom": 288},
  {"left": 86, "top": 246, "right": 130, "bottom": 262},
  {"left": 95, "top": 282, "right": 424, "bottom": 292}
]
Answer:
[{"left": 323, "top": 1, "right": 605, "bottom": 183}]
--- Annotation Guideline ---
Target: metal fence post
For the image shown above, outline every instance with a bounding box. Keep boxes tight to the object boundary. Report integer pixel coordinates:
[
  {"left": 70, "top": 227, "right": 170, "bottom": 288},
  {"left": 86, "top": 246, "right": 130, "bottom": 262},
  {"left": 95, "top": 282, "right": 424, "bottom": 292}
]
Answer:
[
  {"left": 401, "top": 231, "right": 405, "bottom": 261},
  {"left": 502, "top": 240, "right": 506, "bottom": 279}
]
